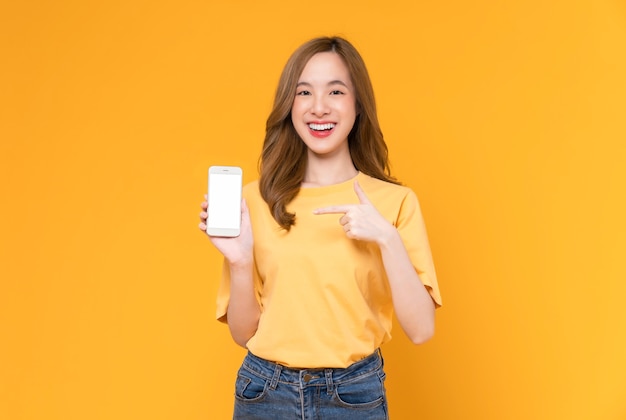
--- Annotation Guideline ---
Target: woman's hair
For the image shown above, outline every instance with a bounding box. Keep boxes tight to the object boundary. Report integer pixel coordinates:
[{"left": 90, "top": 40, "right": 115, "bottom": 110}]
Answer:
[{"left": 259, "top": 36, "right": 399, "bottom": 230}]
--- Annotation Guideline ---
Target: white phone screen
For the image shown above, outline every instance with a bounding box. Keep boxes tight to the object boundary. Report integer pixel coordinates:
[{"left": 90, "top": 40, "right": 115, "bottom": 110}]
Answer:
[{"left": 207, "top": 167, "right": 242, "bottom": 236}]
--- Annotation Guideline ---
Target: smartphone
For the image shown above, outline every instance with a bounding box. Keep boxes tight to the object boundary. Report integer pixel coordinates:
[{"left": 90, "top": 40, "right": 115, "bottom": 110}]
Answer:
[{"left": 206, "top": 166, "right": 243, "bottom": 237}]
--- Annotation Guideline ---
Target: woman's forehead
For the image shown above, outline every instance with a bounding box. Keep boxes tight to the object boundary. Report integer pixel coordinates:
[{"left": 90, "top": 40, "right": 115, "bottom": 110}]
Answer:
[{"left": 298, "top": 52, "right": 352, "bottom": 85}]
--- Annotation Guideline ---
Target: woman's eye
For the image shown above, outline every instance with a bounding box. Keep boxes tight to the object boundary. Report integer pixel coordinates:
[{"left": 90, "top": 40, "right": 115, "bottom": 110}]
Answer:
[
  {"left": 296, "top": 90, "right": 311, "bottom": 96},
  {"left": 330, "top": 90, "right": 344, "bottom": 95}
]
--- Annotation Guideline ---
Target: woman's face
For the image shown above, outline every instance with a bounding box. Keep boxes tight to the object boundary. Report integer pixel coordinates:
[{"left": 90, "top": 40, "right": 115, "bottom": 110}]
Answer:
[{"left": 291, "top": 52, "right": 357, "bottom": 159}]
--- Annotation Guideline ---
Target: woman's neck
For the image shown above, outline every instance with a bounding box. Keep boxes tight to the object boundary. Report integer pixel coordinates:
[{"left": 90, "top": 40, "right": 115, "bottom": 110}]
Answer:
[{"left": 301, "top": 156, "right": 358, "bottom": 188}]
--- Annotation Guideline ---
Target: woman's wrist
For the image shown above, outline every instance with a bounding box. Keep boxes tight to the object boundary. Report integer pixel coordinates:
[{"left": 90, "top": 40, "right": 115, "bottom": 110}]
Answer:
[
  {"left": 376, "top": 224, "right": 400, "bottom": 249},
  {"left": 227, "top": 255, "right": 253, "bottom": 271}
]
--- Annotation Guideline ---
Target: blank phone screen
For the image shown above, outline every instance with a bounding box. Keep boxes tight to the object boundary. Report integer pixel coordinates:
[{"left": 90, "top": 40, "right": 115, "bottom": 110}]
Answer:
[{"left": 208, "top": 173, "right": 241, "bottom": 229}]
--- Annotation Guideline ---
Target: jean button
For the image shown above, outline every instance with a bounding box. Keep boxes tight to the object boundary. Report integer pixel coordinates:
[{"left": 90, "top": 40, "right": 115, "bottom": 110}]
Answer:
[{"left": 303, "top": 374, "right": 312, "bottom": 382}]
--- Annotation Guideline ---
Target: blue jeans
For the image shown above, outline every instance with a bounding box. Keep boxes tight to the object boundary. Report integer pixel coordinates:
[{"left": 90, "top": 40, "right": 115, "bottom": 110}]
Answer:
[{"left": 232, "top": 349, "right": 389, "bottom": 419}]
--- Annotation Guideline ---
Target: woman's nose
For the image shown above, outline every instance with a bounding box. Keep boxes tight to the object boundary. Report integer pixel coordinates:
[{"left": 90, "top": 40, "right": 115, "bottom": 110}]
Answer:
[{"left": 310, "top": 95, "right": 329, "bottom": 116}]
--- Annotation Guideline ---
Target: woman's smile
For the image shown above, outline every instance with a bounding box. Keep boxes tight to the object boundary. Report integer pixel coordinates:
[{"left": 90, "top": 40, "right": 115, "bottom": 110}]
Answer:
[{"left": 308, "top": 122, "right": 337, "bottom": 138}]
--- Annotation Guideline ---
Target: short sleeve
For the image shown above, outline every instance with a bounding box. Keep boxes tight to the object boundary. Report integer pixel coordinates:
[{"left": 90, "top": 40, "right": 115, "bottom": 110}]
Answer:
[
  {"left": 215, "top": 260, "right": 231, "bottom": 323},
  {"left": 396, "top": 190, "right": 442, "bottom": 307}
]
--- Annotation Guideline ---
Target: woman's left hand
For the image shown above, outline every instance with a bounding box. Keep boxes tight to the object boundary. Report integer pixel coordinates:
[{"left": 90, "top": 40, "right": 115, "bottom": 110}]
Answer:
[{"left": 313, "top": 181, "right": 395, "bottom": 243}]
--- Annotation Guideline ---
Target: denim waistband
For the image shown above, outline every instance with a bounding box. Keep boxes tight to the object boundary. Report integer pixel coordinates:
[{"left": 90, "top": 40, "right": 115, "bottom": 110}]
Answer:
[{"left": 240, "top": 349, "right": 383, "bottom": 391}]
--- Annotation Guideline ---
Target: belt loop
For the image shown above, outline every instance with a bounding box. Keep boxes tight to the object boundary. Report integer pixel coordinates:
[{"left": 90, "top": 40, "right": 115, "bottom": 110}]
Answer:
[
  {"left": 324, "top": 369, "right": 334, "bottom": 395},
  {"left": 269, "top": 362, "right": 282, "bottom": 390}
]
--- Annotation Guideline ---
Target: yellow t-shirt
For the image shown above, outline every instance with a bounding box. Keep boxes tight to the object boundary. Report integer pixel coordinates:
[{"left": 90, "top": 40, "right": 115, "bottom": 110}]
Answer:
[{"left": 216, "top": 172, "right": 441, "bottom": 368}]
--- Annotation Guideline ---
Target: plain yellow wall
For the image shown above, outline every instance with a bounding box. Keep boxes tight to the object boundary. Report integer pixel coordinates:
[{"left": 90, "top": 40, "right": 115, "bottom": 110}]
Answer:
[{"left": 1, "top": 1, "right": 625, "bottom": 419}]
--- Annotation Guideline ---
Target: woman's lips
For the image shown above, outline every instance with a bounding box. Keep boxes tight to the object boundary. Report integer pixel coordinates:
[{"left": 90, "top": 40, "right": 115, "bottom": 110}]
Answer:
[{"left": 308, "top": 122, "right": 335, "bottom": 138}]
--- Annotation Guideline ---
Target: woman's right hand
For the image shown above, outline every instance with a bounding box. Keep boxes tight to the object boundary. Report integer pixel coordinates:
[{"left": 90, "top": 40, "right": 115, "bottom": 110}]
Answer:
[{"left": 199, "top": 196, "right": 254, "bottom": 266}]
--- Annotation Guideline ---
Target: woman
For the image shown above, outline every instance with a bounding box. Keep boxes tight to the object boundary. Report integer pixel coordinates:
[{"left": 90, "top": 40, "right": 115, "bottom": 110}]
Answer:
[{"left": 199, "top": 36, "right": 441, "bottom": 419}]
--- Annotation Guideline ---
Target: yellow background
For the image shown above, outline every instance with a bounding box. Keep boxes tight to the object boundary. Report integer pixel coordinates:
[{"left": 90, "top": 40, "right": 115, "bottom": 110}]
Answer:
[{"left": 1, "top": 0, "right": 625, "bottom": 419}]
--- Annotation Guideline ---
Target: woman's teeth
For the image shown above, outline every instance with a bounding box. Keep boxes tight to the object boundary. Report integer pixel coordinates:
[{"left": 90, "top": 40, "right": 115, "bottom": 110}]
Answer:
[{"left": 308, "top": 123, "right": 335, "bottom": 131}]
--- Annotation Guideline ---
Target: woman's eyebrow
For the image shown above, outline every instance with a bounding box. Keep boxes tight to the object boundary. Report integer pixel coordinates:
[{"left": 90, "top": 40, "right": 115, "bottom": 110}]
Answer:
[
  {"left": 296, "top": 80, "right": 349, "bottom": 88},
  {"left": 328, "top": 80, "right": 349, "bottom": 88}
]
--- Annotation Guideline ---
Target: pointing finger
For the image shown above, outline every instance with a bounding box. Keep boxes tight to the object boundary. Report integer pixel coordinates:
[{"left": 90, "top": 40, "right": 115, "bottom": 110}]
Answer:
[
  {"left": 313, "top": 205, "right": 354, "bottom": 215},
  {"left": 353, "top": 181, "right": 372, "bottom": 205}
]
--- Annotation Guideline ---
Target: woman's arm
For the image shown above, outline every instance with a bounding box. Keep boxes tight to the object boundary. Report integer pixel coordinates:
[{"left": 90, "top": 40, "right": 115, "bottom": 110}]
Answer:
[
  {"left": 377, "top": 230, "right": 435, "bottom": 344},
  {"left": 224, "top": 258, "right": 261, "bottom": 347},
  {"left": 200, "top": 198, "right": 260, "bottom": 347}
]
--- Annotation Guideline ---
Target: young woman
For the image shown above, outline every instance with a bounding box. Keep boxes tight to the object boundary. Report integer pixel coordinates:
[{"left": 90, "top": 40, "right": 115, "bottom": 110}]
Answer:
[{"left": 199, "top": 36, "right": 441, "bottom": 420}]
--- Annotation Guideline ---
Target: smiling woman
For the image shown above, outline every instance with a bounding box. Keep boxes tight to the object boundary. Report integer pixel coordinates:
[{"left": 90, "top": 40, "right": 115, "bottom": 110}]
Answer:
[
  {"left": 3, "top": 1, "right": 625, "bottom": 419},
  {"left": 198, "top": 36, "right": 441, "bottom": 419}
]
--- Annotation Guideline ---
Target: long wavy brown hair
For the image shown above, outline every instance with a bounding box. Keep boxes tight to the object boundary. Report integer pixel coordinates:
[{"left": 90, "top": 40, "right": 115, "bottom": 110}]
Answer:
[{"left": 259, "top": 36, "right": 399, "bottom": 230}]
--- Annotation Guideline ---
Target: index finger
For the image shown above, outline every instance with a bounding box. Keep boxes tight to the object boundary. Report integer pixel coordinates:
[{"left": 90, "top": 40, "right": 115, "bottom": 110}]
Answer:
[
  {"left": 313, "top": 205, "right": 354, "bottom": 215},
  {"left": 353, "top": 180, "right": 372, "bottom": 205}
]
